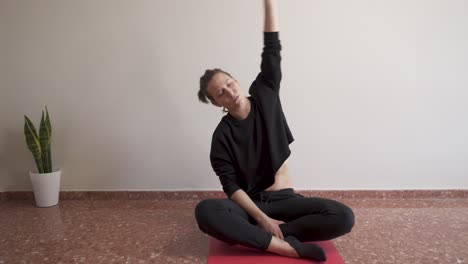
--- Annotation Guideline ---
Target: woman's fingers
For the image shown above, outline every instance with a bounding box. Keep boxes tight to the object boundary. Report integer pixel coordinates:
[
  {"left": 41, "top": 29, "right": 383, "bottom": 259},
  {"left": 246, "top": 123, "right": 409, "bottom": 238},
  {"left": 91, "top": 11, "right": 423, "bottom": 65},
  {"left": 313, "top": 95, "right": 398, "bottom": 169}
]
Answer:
[
  {"left": 275, "top": 227, "right": 284, "bottom": 240},
  {"left": 262, "top": 217, "right": 285, "bottom": 240},
  {"left": 275, "top": 220, "right": 285, "bottom": 239}
]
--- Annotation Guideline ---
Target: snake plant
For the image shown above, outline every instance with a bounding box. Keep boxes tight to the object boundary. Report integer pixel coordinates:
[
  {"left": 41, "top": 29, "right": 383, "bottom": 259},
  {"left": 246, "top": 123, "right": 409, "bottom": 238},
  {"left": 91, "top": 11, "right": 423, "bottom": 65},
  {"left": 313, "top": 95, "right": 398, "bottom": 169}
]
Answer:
[{"left": 24, "top": 106, "right": 53, "bottom": 174}]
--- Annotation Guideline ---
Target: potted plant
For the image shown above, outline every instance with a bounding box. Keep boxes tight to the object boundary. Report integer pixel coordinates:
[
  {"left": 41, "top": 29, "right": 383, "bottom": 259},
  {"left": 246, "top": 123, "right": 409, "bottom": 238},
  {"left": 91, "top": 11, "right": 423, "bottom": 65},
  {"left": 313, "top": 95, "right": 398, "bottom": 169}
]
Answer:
[{"left": 24, "top": 105, "right": 61, "bottom": 207}]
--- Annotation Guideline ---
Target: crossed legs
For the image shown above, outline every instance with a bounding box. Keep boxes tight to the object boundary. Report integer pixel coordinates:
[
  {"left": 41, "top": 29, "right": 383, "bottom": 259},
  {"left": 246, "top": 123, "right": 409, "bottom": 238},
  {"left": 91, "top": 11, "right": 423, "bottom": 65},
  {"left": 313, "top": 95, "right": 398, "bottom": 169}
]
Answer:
[{"left": 195, "top": 195, "right": 355, "bottom": 252}]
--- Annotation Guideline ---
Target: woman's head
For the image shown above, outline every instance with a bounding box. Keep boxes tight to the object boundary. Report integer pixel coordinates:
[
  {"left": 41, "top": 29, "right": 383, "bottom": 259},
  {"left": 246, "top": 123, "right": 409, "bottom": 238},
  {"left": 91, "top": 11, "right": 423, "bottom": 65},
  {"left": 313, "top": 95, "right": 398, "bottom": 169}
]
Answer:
[
  {"left": 198, "top": 68, "right": 232, "bottom": 104},
  {"left": 198, "top": 68, "right": 245, "bottom": 112}
]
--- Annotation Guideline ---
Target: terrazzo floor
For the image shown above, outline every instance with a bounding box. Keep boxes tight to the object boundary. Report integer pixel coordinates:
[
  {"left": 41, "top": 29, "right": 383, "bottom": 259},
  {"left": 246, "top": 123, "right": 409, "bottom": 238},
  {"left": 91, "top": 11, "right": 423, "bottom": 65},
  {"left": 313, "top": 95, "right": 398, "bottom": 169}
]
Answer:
[{"left": 1, "top": 197, "right": 467, "bottom": 263}]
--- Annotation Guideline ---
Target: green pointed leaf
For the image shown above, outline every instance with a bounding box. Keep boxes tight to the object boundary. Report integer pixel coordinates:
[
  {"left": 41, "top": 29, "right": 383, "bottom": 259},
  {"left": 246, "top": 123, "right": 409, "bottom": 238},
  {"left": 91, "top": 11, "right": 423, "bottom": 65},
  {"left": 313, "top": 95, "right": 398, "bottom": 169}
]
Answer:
[
  {"left": 39, "top": 106, "right": 53, "bottom": 173},
  {"left": 24, "top": 115, "right": 44, "bottom": 173},
  {"left": 45, "top": 105, "right": 52, "bottom": 172},
  {"left": 39, "top": 110, "right": 51, "bottom": 151},
  {"left": 45, "top": 105, "right": 52, "bottom": 138}
]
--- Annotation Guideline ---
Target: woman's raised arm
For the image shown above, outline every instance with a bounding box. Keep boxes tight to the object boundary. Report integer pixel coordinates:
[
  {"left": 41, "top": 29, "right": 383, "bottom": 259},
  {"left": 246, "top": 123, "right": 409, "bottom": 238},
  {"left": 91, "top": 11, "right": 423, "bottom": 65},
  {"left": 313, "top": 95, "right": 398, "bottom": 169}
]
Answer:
[{"left": 264, "top": 0, "right": 279, "bottom": 32}]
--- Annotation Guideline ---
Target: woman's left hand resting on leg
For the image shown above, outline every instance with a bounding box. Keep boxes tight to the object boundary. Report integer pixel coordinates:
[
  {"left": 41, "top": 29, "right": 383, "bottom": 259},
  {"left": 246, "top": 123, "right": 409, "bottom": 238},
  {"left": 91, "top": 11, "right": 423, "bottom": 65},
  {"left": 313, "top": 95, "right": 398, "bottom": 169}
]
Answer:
[
  {"left": 229, "top": 190, "right": 286, "bottom": 240},
  {"left": 257, "top": 216, "right": 285, "bottom": 240}
]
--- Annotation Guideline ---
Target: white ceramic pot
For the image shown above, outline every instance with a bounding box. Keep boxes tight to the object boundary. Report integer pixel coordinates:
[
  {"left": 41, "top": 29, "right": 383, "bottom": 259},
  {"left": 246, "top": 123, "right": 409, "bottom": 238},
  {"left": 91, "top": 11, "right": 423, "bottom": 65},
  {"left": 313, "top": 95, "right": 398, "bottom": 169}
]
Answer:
[{"left": 29, "top": 168, "right": 61, "bottom": 207}]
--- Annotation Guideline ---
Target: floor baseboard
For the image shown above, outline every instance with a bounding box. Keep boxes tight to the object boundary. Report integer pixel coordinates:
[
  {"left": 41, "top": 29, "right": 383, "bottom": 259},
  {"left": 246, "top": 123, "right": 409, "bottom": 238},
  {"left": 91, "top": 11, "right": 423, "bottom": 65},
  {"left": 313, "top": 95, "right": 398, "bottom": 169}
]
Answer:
[{"left": 1, "top": 189, "right": 467, "bottom": 201}]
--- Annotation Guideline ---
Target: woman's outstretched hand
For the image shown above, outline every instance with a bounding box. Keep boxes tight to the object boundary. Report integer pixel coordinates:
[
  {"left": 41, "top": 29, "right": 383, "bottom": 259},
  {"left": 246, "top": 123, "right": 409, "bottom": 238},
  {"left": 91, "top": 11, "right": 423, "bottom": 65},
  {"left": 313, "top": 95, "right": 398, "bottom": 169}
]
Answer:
[{"left": 257, "top": 216, "right": 285, "bottom": 240}]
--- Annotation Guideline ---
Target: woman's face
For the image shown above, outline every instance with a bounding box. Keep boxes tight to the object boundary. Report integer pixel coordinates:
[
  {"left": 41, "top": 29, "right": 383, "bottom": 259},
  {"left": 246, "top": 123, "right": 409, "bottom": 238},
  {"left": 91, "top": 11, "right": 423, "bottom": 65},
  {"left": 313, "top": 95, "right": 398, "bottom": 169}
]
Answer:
[{"left": 207, "top": 72, "right": 245, "bottom": 109}]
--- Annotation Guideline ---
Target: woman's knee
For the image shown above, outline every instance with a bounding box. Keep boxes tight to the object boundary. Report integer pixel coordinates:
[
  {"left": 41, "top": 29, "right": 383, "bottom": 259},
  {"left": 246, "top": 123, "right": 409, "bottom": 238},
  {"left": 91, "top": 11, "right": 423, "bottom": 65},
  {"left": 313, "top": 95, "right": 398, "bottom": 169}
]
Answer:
[
  {"left": 194, "top": 199, "right": 224, "bottom": 225},
  {"left": 337, "top": 203, "right": 355, "bottom": 234}
]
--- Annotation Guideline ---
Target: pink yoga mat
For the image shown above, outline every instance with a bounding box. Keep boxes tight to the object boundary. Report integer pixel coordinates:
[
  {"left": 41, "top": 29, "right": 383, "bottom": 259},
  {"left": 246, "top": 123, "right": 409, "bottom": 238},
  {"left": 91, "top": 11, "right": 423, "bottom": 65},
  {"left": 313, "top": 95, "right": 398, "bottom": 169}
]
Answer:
[{"left": 208, "top": 237, "right": 345, "bottom": 264}]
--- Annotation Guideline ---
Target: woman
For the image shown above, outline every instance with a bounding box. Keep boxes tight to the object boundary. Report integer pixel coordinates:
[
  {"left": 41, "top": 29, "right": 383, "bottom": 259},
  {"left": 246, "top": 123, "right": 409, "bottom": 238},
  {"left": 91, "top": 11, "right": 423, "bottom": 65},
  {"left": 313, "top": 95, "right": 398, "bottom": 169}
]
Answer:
[{"left": 195, "top": 0, "right": 354, "bottom": 261}]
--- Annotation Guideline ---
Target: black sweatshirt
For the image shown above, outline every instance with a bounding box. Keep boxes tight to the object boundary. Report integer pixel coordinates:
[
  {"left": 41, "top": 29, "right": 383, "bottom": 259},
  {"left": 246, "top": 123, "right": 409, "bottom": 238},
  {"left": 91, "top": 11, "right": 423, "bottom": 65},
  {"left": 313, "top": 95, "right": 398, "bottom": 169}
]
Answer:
[{"left": 209, "top": 32, "right": 294, "bottom": 198}]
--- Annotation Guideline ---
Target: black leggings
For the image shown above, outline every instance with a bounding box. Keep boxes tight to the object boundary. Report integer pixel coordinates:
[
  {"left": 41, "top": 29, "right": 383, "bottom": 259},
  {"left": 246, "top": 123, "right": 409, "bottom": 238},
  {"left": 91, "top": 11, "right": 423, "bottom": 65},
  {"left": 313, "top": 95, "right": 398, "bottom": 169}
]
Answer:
[{"left": 195, "top": 188, "right": 355, "bottom": 251}]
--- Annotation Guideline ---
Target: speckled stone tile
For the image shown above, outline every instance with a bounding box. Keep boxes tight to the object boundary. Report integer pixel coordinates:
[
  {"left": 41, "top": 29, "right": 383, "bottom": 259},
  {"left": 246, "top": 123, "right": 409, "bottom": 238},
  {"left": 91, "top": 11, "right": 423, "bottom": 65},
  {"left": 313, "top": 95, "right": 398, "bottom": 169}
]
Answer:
[{"left": 0, "top": 198, "right": 467, "bottom": 264}]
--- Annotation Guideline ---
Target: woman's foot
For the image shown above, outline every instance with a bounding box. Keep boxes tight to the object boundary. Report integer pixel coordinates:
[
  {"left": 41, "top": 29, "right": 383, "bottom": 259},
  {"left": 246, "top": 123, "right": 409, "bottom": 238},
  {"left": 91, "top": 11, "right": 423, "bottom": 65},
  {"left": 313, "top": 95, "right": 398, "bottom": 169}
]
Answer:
[
  {"left": 266, "top": 235, "right": 300, "bottom": 258},
  {"left": 284, "top": 236, "right": 327, "bottom": 262}
]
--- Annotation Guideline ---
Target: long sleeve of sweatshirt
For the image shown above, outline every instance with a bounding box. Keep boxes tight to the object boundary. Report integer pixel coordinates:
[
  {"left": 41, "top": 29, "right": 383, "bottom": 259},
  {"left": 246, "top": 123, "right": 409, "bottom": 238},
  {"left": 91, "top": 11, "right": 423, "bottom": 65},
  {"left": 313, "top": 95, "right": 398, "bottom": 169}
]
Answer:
[{"left": 252, "top": 31, "right": 282, "bottom": 94}]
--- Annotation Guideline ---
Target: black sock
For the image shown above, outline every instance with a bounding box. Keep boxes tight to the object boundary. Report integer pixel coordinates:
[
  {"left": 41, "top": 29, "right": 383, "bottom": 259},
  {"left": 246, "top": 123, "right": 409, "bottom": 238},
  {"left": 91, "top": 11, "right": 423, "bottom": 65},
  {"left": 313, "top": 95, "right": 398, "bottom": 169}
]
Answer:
[{"left": 284, "top": 236, "right": 327, "bottom": 262}]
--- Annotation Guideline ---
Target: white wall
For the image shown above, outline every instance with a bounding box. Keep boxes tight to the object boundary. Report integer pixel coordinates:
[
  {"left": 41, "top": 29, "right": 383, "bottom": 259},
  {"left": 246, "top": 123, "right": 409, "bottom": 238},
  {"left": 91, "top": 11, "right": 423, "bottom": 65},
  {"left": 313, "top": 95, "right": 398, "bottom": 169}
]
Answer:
[{"left": 1, "top": 0, "right": 467, "bottom": 191}]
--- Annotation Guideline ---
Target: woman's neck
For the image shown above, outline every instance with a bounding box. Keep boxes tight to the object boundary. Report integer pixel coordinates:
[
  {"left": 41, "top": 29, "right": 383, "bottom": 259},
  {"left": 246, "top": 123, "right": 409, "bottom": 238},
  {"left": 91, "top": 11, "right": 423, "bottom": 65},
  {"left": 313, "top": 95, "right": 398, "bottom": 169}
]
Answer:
[{"left": 229, "top": 97, "right": 251, "bottom": 121}]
